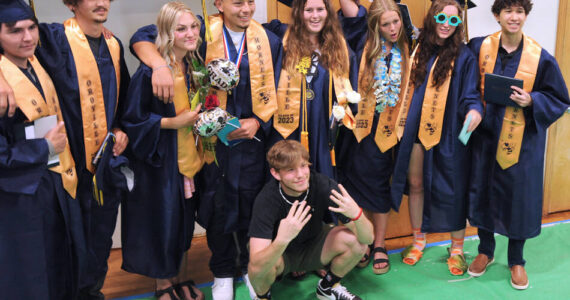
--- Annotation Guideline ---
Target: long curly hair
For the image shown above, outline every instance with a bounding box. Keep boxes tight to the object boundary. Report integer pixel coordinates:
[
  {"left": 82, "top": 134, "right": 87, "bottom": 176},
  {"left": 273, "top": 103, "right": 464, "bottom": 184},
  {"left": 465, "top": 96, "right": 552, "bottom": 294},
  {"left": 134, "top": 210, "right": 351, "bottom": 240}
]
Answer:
[
  {"left": 283, "top": 0, "right": 349, "bottom": 75},
  {"left": 411, "top": 0, "right": 463, "bottom": 88},
  {"left": 359, "top": 0, "right": 409, "bottom": 94},
  {"left": 155, "top": 1, "right": 203, "bottom": 72}
]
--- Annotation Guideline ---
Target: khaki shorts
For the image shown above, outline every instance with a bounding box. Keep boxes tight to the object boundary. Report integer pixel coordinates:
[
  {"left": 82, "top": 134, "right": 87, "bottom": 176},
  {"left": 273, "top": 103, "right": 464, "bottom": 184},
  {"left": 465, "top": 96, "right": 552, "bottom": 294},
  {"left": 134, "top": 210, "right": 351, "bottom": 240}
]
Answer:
[{"left": 282, "top": 224, "right": 333, "bottom": 275}]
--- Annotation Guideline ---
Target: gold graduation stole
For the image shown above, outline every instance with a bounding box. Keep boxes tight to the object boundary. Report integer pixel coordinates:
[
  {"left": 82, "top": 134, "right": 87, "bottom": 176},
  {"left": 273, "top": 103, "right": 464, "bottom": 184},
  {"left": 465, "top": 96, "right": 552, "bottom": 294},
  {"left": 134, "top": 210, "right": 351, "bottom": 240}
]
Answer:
[
  {"left": 417, "top": 57, "right": 454, "bottom": 150},
  {"left": 205, "top": 14, "right": 277, "bottom": 122},
  {"left": 0, "top": 55, "right": 78, "bottom": 198},
  {"left": 479, "top": 31, "right": 541, "bottom": 169},
  {"left": 354, "top": 43, "right": 413, "bottom": 153},
  {"left": 274, "top": 30, "right": 355, "bottom": 156},
  {"left": 172, "top": 69, "right": 205, "bottom": 178},
  {"left": 64, "top": 18, "right": 121, "bottom": 173}
]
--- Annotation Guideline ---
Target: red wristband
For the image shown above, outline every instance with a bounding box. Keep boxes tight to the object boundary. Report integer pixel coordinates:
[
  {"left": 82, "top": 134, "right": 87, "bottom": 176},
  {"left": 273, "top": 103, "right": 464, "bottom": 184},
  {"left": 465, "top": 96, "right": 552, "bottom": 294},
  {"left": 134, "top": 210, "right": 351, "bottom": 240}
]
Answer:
[{"left": 351, "top": 207, "right": 363, "bottom": 221}]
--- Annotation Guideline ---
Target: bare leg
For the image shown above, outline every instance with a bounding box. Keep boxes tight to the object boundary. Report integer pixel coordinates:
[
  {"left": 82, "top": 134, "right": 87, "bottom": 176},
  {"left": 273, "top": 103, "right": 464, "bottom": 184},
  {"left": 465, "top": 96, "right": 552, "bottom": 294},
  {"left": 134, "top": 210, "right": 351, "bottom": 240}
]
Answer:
[
  {"left": 408, "top": 143, "right": 425, "bottom": 231},
  {"left": 156, "top": 278, "right": 178, "bottom": 300},
  {"left": 372, "top": 212, "right": 389, "bottom": 269},
  {"left": 176, "top": 252, "right": 205, "bottom": 300},
  {"left": 320, "top": 227, "right": 368, "bottom": 277},
  {"left": 248, "top": 257, "right": 285, "bottom": 296}
]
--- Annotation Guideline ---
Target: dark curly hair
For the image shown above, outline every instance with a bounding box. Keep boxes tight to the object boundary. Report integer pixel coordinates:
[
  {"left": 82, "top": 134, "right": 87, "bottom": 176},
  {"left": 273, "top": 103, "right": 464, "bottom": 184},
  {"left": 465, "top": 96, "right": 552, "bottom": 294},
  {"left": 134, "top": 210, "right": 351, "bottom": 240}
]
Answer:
[
  {"left": 492, "top": 0, "right": 533, "bottom": 15},
  {"left": 411, "top": 0, "right": 463, "bottom": 88}
]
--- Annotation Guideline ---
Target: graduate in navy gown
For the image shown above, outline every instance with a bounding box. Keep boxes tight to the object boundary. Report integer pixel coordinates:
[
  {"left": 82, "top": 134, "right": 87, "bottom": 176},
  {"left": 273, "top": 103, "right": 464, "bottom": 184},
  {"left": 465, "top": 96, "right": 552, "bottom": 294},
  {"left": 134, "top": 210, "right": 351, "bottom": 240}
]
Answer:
[
  {"left": 121, "top": 3, "right": 205, "bottom": 299},
  {"left": 0, "top": 0, "right": 131, "bottom": 298},
  {"left": 263, "top": 0, "right": 358, "bottom": 182},
  {"left": 466, "top": 0, "right": 570, "bottom": 290},
  {"left": 129, "top": 1, "right": 282, "bottom": 298},
  {"left": 338, "top": 0, "right": 411, "bottom": 275},
  {"left": 0, "top": 1, "right": 84, "bottom": 298},
  {"left": 389, "top": 0, "right": 483, "bottom": 276}
]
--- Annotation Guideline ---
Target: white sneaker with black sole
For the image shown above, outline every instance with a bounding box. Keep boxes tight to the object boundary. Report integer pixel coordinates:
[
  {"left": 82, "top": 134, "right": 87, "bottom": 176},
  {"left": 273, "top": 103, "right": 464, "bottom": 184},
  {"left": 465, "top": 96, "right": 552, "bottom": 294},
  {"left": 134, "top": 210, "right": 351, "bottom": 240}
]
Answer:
[{"left": 316, "top": 279, "right": 361, "bottom": 300}]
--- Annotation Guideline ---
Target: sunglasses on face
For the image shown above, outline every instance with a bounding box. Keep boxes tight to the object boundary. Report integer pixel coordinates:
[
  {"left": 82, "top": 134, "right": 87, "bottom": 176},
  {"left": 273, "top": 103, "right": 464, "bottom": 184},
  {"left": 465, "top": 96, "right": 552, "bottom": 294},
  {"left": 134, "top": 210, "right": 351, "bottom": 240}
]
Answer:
[{"left": 434, "top": 12, "right": 462, "bottom": 26}]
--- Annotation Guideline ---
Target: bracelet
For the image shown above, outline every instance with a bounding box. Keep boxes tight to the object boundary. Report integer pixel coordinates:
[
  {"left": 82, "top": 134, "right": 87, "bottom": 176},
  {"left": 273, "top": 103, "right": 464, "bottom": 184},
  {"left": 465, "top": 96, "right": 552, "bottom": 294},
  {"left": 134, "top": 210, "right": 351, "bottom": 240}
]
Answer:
[
  {"left": 351, "top": 207, "right": 363, "bottom": 221},
  {"left": 153, "top": 65, "right": 170, "bottom": 71}
]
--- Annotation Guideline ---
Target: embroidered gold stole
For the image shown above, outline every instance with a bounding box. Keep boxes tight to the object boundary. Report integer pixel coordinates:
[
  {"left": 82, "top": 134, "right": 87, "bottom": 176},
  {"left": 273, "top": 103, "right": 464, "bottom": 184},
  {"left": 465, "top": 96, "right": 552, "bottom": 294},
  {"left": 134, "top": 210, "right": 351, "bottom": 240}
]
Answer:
[
  {"left": 479, "top": 31, "right": 541, "bottom": 169},
  {"left": 0, "top": 55, "right": 78, "bottom": 198},
  {"left": 64, "top": 18, "right": 121, "bottom": 173}
]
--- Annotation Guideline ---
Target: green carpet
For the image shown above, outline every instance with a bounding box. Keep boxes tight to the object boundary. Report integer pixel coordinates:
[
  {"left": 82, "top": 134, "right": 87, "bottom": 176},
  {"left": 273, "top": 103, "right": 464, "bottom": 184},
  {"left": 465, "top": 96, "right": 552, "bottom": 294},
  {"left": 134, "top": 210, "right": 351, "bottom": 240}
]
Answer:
[{"left": 124, "top": 220, "right": 570, "bottom": 300}]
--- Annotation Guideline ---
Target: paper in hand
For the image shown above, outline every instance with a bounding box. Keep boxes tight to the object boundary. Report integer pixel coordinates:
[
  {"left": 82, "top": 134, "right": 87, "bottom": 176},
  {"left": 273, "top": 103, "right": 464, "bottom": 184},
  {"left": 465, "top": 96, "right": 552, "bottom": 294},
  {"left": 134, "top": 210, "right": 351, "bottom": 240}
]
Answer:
[{"left": 458, "top": 114, "right": 473, "bottom": 146}]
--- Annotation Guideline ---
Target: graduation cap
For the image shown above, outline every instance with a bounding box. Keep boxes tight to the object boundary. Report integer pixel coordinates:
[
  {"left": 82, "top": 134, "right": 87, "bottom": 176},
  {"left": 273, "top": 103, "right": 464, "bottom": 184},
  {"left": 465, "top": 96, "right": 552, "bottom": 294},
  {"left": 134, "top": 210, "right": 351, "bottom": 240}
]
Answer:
[
  {"left": 277, "top": 0, "right": 293, "bottom": 6},
  {"left": 93, "top": 133, "right": 134, "bottom": 206},
  {"left": 431, "top": 0, "right": 476, "bottom": 9},
  {"left": 0, "top": 0, "right": 34, "bottom": 23}
]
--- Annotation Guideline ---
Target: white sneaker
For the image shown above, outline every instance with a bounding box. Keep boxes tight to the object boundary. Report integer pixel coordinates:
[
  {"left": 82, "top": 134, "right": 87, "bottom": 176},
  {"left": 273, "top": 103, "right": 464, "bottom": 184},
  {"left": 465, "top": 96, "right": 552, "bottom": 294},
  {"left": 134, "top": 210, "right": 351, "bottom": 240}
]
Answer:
[
  {"left": 212, "top": 277, "right": 234, "bottom": 300},
  {"left": 243, "top": 273, "right": 257, "bottom": 299}
]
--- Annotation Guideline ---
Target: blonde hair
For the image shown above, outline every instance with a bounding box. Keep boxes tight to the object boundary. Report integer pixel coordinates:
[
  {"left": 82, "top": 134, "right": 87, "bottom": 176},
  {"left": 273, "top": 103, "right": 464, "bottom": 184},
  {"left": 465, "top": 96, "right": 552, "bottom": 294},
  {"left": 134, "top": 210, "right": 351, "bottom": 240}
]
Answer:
[
  {"left": 360, "top": 0, "right": 409, "bottom": 94},
  {"left": 267, "top": 140, "right": 311, "bottom": 170},
  {"left": 155, "top": 1, "right": 202, "bottom": 72}
]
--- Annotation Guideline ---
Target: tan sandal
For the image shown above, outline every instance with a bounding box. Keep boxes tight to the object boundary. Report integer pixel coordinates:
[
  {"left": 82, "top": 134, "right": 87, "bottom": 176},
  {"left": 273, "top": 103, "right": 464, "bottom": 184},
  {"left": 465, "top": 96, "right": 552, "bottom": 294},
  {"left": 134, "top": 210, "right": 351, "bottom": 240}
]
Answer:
[
  {"left": 401, "top": 245, "right": 423, "bottom": 266},
  {"left": 372, "top": 247, "right": 390, "bottom": 275}
]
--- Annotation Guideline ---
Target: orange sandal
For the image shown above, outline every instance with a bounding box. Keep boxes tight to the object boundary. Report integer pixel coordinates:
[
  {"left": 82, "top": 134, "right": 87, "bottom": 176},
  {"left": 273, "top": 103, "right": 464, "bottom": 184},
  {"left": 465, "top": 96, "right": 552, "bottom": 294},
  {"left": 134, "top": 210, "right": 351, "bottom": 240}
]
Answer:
[
  {"left": 447, "top": 253, "right": 468, "bottom": 276},
  {"left": 401, "top": 245, "right": 423, "bottom": 266}
]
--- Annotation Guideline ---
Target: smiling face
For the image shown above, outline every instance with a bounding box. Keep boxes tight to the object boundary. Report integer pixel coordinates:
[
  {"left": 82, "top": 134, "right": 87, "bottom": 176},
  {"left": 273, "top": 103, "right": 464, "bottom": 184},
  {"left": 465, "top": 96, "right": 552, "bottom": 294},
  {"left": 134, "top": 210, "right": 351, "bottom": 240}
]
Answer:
[
  {"left": 379, "top": 9, "right": 401, "bottom": 44},
  {"left": 0, "top": 19, "right": 38, "bottom": 67},
  {"left": 215, "top": 0, "right": 255, "bottom": 32},
  {"left": 434, "top": 5, "right": 458, "bottom": 45},
  {"left": 270, "top": 159, "right": 311, "bottom": 197},
  {"left": 495, "top": 5, "right": 527, "bottom": 35},
  {"left": 303, "top": 0, "right": 327, "bottom": 36},
  {"left": 172, "top": 12, "right": 200, "bottom": 59},
  {"left": 69, "top": 0, "right": 110, "bottom": 24}
]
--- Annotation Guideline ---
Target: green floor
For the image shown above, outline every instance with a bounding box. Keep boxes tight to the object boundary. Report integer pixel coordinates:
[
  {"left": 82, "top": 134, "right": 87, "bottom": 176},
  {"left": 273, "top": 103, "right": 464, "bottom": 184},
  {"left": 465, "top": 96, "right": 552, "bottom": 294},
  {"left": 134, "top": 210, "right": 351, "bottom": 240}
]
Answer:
[{"left": 126, "top": 220, "right": 570, "bottom": 300}]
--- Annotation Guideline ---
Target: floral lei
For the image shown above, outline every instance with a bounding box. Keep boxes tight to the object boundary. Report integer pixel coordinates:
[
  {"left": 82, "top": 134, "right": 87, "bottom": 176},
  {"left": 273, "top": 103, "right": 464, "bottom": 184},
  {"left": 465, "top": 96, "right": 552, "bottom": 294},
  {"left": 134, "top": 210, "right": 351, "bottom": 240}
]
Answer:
[{"left": 372, "top": 38, "right": 402, "bottom": 113}]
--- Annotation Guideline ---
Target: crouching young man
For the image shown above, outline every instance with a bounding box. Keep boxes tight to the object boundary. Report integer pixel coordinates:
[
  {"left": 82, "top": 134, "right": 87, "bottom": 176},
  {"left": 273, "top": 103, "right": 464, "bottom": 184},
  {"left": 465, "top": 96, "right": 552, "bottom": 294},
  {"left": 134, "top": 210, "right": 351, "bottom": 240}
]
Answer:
[{"left": 247, "top": 140, "right": 373, "bottom": 300}]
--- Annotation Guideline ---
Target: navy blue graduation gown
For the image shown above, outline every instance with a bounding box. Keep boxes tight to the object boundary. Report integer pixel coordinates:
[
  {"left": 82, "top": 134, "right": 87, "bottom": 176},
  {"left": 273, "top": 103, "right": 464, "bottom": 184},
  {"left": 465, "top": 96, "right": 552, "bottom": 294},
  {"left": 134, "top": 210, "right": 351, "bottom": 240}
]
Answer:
[
  {"left": 35, "top": 23, "right": 131, "bottom": 289},
  {"left": 467, "top": 36, "right": 570, "bottom": 239},
  {"left": 130, "top": 21, "right": 283, "bottom": 233},
  {"left": 263, "top": 20, "right": 358, "bottom": 180},
  {"left": 390, "top": 46, "right": 483, "bottom": 232},
  {"left": 0, "top": 107, "right": 83, "bottom": 299},
  {"left": 337, "top": 6, "right": 397, "bottom": 213},
  {"left": 120, "top": 64, "right": 196, "bottom": 278}
]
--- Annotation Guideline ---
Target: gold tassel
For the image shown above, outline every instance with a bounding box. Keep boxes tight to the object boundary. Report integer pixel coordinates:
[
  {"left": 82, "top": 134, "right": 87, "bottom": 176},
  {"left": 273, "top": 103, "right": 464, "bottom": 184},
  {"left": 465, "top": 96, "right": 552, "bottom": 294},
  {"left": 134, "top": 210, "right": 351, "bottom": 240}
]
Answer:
[
  {"left": 328, "top": 72, "right": 335, "bottom": 166},
  {"left": 330, "top": 149, "right": 336, "bottom": 167},
  {"left": 301, "top": 78, "right": 309, "bottom": 152},
  {"left": 202, "top": 0, "right": 212, "bottom": 43},
  {"left": 29, "top": 0, "right": 41, "bottom": 47},
  {"left": 93, "top": 176, "right": 104, "bottom": 206},
  {"left": 464, "top": 1, "right": 469, "bottom": 41}
]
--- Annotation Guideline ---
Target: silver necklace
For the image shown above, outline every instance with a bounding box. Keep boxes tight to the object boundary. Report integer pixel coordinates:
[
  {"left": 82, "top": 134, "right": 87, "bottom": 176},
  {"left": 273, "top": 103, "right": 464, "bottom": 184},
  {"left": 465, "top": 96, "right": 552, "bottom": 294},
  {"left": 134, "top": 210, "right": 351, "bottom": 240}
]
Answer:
[{"left": 278, "top": 183, "right": 309, "bottom": 205}]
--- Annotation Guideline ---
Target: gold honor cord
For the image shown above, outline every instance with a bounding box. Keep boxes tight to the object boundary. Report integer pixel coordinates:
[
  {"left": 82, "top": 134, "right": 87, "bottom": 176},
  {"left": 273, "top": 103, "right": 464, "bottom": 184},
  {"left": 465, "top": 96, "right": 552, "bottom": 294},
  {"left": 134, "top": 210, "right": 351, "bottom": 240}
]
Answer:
[
  {"left": 479, "top": 31, "right": 541, "bottom": 169},
  {"left": 328, "top": 72, "right": 336, "bottom": 166},
  {"left": 417, "top": 57, "right": 453, "bottom": 151},
  {"left": 202, "top": 0, "right": 212, "bottom": 42},
  {"left": 0, "top": 55, "right": 78, "bottom": 198}
]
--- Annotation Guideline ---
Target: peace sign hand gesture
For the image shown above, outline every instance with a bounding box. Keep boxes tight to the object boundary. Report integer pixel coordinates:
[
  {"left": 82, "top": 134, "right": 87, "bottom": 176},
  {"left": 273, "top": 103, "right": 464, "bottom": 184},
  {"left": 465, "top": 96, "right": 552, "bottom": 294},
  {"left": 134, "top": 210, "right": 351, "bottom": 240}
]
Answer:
[{"left": 275, "top": 200, "right": 312, "bottom": 244}]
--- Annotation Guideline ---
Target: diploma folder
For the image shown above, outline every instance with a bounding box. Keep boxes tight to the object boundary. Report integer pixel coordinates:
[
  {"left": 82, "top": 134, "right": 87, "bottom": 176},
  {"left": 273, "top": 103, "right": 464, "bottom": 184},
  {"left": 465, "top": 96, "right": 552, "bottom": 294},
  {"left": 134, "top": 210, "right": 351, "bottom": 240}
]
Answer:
[{"left": 484, "top": 73, "right": 523, "bottom": 107}]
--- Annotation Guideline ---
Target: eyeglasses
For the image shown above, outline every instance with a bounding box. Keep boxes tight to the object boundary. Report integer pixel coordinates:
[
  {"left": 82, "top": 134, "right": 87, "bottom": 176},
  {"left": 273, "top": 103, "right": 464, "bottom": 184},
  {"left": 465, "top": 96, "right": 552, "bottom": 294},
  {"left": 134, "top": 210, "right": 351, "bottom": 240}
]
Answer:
[{"left": 434, "top": 12, "right": 463, "bottom": 27}]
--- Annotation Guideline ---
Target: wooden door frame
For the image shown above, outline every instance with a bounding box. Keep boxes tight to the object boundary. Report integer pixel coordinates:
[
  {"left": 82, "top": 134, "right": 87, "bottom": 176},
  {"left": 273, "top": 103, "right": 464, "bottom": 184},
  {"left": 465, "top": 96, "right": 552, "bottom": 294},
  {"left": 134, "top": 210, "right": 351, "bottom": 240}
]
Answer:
[{"left": 543, "top": 0, "right": 570, "bottom": 215}]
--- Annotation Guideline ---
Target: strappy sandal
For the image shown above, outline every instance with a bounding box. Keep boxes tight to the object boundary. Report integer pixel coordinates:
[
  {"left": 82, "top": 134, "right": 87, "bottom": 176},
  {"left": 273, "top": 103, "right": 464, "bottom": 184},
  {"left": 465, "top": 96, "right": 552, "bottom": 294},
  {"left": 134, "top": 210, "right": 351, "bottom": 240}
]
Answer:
[
  {"left": 371, "top": 247, "right": 390, "bottom": 275},
  {"left": 401, "top": 245, "right": 423, "bottom": 266},
  {"left": 357, "top": 244, "right": 374, "bottom": 268},
  {"left": 155, "top": 286, "right": 179, "bottom": 300},
  {"left": 447, "top": 249, "right": 468, "bottom": 276},
  {"left": 174, "top": 280, "right": 201, "bottom": 300}
]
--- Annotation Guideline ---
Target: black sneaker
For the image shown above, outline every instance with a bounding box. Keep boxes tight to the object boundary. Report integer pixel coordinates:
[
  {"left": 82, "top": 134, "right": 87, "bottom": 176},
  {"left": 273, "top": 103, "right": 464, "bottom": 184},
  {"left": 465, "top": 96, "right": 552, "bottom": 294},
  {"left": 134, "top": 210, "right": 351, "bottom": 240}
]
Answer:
[{"left": 316, "top": 279, "right": 361, "bottom": 300}]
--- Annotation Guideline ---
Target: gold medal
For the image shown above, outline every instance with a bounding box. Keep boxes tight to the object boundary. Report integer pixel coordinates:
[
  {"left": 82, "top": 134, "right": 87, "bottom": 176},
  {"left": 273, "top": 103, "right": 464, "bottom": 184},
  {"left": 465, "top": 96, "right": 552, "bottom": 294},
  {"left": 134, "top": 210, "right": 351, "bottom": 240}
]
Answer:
[{"left": 306, "top": 88, "right": 315, "bottom": 100}]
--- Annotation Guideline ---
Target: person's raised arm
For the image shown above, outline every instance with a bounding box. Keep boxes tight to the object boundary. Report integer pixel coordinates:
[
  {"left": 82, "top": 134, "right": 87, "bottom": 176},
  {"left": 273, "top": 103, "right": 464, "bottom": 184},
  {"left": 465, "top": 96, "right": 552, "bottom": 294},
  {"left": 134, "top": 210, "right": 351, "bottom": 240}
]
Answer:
[
  {"left": 339, "top": 0, "right": 359, "bottom": 18},
  {"left": 0, "top": 70, "right": 16, "bottom": 117},
  {"left": 329, "top": 184, "right": 374, "bottom": 245},
  {"left": 132, "top": 41, "right": 173, "bottom": 104}
]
